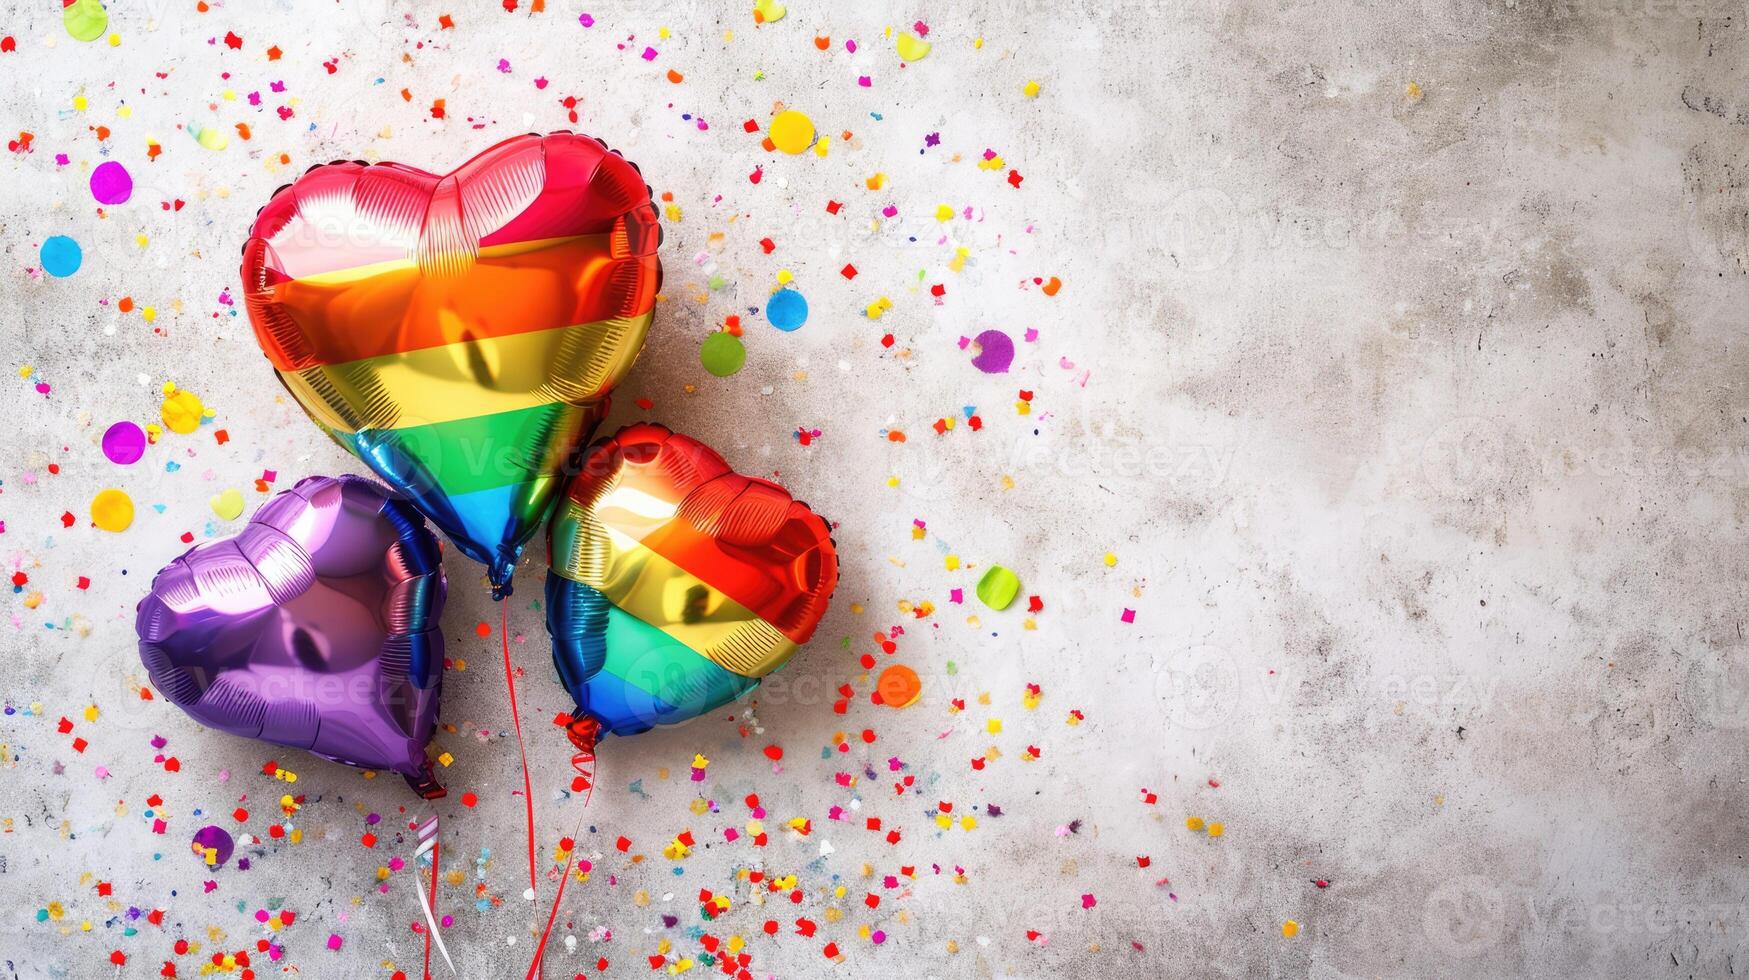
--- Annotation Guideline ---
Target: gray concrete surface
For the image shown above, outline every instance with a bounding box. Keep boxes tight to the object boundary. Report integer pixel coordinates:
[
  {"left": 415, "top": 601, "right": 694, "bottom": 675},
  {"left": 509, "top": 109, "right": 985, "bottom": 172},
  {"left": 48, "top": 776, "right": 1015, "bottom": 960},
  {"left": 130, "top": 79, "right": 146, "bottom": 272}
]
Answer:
[{"left": 3, "top": 1, "right": 1748, "bottom": 978}]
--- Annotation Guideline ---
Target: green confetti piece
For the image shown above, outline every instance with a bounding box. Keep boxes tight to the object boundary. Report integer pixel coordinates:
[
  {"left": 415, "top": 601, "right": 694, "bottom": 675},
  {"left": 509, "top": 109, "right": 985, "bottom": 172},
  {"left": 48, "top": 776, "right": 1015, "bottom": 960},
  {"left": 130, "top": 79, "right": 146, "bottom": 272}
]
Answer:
[
  {"left": 976, "top": 565, "right": 1021, "bottom": 611},
  {"left": 64, "top": 0, "right": 107, "bottom": 41},
  {"left": 700, "top": 332, "right": 747, "bottom": 377}
]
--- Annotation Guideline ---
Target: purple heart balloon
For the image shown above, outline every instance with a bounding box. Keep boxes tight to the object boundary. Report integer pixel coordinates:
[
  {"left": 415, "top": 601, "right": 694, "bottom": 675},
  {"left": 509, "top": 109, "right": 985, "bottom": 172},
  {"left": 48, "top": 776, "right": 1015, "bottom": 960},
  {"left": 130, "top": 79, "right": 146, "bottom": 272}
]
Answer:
[{"left": 136, "top": 475, "right": 448, "bottom": 797}]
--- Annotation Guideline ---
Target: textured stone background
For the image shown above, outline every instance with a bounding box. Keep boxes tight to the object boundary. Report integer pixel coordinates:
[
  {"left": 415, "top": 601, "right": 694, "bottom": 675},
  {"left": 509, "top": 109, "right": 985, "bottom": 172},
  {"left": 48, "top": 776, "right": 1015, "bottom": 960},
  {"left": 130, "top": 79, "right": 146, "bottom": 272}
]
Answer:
[{"left": 3, "top": 1, "right": 1749, "bottom": 978}]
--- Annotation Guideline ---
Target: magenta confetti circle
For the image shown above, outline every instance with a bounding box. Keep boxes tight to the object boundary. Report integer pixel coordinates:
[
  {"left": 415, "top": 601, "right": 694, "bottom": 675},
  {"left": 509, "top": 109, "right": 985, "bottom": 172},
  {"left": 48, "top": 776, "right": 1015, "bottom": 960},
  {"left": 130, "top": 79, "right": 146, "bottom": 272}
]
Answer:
[
  {"left": 191, "top": 824, "right": 235, "bottom": 868},
  {"left": 90, "top": 161, "right": 133, "bottom": 205},
  {"left": 102, "top": 420, "right": 146, "bottom": 464},
  {"left": 970, "top": 329, "right": 1015, "bottom": 374}
]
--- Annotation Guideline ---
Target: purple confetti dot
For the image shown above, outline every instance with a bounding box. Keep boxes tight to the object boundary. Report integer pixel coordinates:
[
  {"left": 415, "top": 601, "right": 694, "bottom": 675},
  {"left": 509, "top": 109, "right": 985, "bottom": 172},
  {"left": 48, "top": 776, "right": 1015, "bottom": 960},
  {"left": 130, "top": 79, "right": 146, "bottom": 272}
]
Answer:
[
  {"left": 102, "top": 421, "right": 146, "bottom": 464},
  {"left": 191, "top": 825, "right": 234, "bottom": 869},
  {"left": 90, "top": 161, "right": 133, "bottom": 205},
  {"left": 970, "top": 329, "right": 1015, "bottom": 374}
]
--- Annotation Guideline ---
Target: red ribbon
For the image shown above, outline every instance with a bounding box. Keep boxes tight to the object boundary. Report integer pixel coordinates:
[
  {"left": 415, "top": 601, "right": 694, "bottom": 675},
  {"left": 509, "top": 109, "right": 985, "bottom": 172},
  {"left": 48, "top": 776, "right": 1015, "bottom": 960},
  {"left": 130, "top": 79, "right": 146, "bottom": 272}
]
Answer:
[
  {"left": 501, "top": 602, "right": 604, "bottom": 980},
  {"left": 497, "top": 602, "right": 543, "bottom": 977},
  {"left": 524, "top": 718, "right": 599, "bottom": 979}
]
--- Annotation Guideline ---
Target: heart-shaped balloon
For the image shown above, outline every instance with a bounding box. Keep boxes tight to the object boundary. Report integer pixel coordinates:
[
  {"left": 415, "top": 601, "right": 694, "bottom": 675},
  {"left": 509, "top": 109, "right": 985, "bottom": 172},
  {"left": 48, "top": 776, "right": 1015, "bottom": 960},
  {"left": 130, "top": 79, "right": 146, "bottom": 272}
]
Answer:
[
  {"left": 136, "top": 475, "right": 448, "bottom": 797},
  {"left": 545, "top": 424, "right": 838, "bottom": 738},
  {"left": 241, "top": 133, "right": 662, "bottom": 596}
]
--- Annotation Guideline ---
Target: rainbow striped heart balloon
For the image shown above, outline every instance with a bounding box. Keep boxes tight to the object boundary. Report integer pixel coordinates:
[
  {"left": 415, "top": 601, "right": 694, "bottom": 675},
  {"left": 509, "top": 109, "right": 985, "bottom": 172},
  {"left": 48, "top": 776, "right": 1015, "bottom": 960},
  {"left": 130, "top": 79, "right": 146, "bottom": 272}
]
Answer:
[
  {"left": 242, "top": 133, "right": 661, "bottom": 596},
  {"left": 546, "top": 424, "right": 838, "bottom": 737}
]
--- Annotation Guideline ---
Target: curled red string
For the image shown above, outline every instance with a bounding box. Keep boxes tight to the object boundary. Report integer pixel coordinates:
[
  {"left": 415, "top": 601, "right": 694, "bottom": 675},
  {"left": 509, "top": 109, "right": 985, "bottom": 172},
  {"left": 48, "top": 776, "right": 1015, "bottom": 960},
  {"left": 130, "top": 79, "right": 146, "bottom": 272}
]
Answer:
[
  {"left": 564, "top": 715, "right": 600, "bottom": 803},
  {"left": 525, "top": 716, "right": 599, "bottom": 980}
]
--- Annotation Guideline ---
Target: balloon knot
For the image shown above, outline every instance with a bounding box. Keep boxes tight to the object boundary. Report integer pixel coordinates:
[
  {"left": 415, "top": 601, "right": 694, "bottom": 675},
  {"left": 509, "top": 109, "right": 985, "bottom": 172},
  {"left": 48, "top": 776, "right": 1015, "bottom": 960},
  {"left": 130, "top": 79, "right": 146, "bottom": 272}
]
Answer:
[
  {"left": 565, "top": 715, "right": 600, "bottom": 800},
  {"left": 405, "top": 769, "right": 447, "bottom": 800}
]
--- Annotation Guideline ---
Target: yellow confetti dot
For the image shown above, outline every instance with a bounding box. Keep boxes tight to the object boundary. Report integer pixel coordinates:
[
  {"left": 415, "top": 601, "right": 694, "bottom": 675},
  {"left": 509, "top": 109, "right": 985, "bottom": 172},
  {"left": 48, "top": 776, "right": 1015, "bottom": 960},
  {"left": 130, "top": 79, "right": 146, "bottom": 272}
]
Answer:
[
  {"left": 944, "top": 554, "right": 960, "bottom": 571},
  {"left": 1208, "top": 822, "right": 1225, "bottom": 838},
  {"left": 193, "top": 126, "right": 229, "bottom": 151},
  {"left": 769, "top": 110, "right": 815, "bottom": 155},
  {"left": 160, "top": 386, "right": 204, "bottom": 434},
  {"left": 90, "top": 489, "right": 134, "bottom": 532},
  {"left": 1023, "top": 80, "right": 1041, "bottom": 98},
  {"left": 18, "top": 365, "right": 33, "bottom": 378},
  {"left": 1406, "top": 81, "right": 1424, "bottom": 103},
  {"left": 934, "top": 204, "right": 955, "bottom": 222},
  {"left": 1186, "top": 816, "right": 1205, "bottom": 832},
  {"left": 986, "top": 718, "right": 1002, "bottom": 734},
  {"left": 1282, "top": 920, "right": 1301, "bottom": 938},
  {"left": 1103, "top": 552, "right": 1117, "bottom": 567},
  {"left": 210, "top": 489, "right": 245, "bottom": 521},
  {"left": 73, "top": 95, "right": 89, "bottom": 112},
  {"left": 896, "top": 31, "right": 931, "bottom": 61}
]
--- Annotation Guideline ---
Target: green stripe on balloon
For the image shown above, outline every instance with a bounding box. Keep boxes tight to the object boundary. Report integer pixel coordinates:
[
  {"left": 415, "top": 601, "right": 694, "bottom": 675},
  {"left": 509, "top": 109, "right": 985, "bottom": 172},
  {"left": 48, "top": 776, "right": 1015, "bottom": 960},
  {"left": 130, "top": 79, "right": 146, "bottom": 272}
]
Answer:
[
  {"left": 322, "top": 401, "right": 600, "bottom": 498},
  {"left": 595, "top": 605, "right": 758, "bottom": 716}
]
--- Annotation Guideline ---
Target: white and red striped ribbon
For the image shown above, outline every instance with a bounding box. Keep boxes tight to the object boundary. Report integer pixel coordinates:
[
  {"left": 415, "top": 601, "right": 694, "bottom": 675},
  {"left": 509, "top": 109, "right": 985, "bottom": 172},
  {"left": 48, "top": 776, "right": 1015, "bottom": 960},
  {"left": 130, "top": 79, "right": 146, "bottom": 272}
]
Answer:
[{"left": 414, "top": 813, "right": 455, "bottom": 976}]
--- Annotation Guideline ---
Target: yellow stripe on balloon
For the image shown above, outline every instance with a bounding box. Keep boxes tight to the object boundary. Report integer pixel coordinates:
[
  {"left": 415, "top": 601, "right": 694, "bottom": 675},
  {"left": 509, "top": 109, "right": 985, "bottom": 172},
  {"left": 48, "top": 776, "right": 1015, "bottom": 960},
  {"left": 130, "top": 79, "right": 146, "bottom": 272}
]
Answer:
[
  {"left": 276, "top": 312, "right": 653, "bottom": 433},
  {"left": 549, "top": 505, "right": 798, "bottom": 678}
]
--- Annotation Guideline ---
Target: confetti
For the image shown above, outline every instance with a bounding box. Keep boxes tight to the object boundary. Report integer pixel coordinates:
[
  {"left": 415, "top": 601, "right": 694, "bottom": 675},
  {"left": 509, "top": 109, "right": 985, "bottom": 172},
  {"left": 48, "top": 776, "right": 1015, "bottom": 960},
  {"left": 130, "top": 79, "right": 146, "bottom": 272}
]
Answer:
[
  {"left": 88, "top": 161, "right": 132, "bottom": 205},
  {"left": 100, "top": 420, "right": 145, "bottom": 464},
  {"left": 766, "top": 288, "right": 809, "bottom": 331},
  {"left": 700, "top": 331, "right": 747, "bottom": 377},
  {"left": 769, "top": 110, "right": 815, "bottom": 155},
  {"left": 90, "top": 488, "right": 134, "bottom": 531},
  {"left": 975, "top": 565, "right": 1021, "bottom": 611},
  {"left": 39, "top": 236, "right": 83, "bottom": 278}
]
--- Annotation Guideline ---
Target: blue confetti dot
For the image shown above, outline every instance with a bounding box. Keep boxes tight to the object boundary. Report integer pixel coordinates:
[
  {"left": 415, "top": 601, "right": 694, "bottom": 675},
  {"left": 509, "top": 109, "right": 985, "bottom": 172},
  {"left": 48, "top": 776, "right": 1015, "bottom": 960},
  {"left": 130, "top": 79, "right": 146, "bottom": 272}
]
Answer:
[
  {"left": 40, "top": 236, "right": 82, "bottom": 278},
  {"left": 767, "top": 288, "right": 809, "bottom": 332}
]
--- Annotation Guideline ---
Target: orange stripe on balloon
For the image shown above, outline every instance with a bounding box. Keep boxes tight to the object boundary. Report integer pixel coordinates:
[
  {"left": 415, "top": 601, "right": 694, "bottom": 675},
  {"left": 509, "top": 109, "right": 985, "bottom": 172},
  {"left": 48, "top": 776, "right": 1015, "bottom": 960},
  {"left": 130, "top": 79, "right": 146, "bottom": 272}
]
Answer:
[
  {"left": 249, "top": 231, "right": 658, "bottom": 371},
  {"left": 564, "top": 424, "right": 837, "bottom": 646}
]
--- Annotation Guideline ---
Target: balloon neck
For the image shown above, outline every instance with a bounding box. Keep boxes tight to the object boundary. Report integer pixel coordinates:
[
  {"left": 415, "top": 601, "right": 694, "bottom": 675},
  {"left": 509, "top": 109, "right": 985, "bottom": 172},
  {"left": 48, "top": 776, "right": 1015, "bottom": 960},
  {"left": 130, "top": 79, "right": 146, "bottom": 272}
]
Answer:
[
  {"left": 488, "top": 556, "right": 515, "bottom": 600},
  {"left": 405, "top": 769, "right": 446, "bottom": 800}
]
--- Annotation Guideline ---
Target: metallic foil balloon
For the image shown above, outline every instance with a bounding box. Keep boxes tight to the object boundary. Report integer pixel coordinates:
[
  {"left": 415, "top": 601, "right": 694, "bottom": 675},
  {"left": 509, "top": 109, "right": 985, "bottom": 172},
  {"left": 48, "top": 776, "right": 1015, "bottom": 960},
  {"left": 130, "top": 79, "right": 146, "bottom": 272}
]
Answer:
[
  {"left": 241, "top": 132, "right": 663, "bottom": 597},
  {"left": 136, "top": 475, "right": 448, "bottom": 797},
  {"left": 546, "top": 424, "right": 838, "bottom": 738}
]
